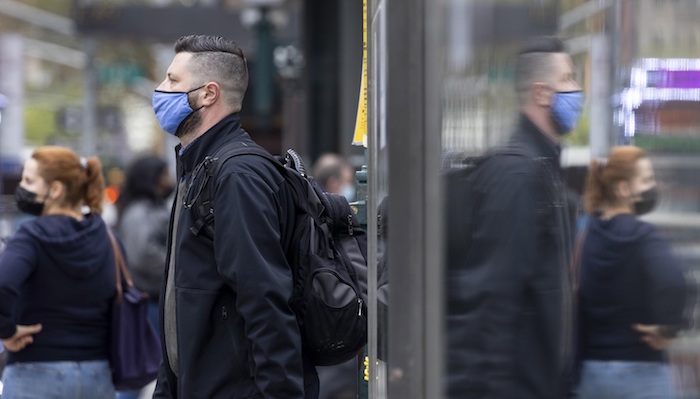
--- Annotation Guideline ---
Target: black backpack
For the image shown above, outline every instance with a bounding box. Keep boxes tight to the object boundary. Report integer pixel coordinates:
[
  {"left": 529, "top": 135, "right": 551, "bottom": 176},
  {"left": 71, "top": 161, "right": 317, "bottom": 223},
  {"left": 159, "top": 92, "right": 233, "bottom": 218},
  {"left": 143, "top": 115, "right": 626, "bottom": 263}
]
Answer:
[
  {"left": 186, "top": 141, "right": 368, "bottom": 366},
  {"left": 444, "top": 147, "right": 555, "bottom": 269}
]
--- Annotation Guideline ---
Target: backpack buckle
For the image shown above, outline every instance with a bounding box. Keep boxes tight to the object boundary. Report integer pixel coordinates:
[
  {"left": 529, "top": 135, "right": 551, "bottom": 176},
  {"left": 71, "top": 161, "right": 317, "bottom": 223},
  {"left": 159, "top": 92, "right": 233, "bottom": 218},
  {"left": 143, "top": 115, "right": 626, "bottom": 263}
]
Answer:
[{"left": 183, "top": 156, "right": 218, "bottom": 209}]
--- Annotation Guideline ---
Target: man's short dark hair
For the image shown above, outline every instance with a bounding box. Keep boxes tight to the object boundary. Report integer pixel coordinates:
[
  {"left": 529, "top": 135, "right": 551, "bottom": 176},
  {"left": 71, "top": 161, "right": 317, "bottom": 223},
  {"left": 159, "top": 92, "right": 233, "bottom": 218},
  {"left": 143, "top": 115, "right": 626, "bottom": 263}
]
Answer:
[
  {"left": 517, "top": 36, "right": 565, "bottom": 56},
  {"left": 514, "top": 36, "right": 567, "bottom": 104},
  {"left": 175, "top": 35, "right": 248, "bottom": 110}
]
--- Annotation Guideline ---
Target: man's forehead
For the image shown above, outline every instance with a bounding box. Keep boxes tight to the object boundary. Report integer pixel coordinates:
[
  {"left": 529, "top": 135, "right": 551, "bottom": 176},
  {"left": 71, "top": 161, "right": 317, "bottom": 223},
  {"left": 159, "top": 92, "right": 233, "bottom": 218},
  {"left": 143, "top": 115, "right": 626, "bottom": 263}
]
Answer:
[
  {"left": 551, "top": 52, "right": 574, "bottom": 73},
  {"left": 167, "top": 52, "right": 194, "bottom": 75}
]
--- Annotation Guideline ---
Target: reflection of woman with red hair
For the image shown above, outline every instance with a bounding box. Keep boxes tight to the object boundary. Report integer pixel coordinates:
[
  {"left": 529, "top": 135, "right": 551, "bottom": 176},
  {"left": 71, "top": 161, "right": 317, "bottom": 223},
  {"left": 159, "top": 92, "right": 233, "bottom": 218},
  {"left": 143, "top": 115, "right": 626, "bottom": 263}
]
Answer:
[
  {"left": 577, "top": 146, "right": 687, "bottom": 399},
  {"left": 0, "top": 146, "right": 116, "bottom": 398}
]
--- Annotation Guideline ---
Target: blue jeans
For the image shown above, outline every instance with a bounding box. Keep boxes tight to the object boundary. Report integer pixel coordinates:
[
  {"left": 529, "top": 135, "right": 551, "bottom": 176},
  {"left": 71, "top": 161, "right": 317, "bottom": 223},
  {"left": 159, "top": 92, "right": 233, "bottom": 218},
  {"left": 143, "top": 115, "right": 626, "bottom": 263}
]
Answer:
[
  {"left": 2, "top": 360, "right": 115, "bottom": 399},
  {"left": 577, "top": 360, "right": 676, "bottom": 399}
]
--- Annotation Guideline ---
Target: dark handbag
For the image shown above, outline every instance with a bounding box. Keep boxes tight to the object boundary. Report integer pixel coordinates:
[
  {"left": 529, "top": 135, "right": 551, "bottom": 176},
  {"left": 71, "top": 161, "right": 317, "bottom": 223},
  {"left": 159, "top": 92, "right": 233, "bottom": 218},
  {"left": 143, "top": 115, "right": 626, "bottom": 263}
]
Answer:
[{"left": 107, "top": 229, "right": 162, "bottom": 391}]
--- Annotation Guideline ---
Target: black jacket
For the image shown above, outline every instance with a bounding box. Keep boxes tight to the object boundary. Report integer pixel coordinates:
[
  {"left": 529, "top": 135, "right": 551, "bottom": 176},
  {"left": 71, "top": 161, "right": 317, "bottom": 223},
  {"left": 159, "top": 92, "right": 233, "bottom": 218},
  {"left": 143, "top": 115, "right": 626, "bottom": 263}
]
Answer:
[
  {"left": 447, "top": 115, "right": 575, "bottom": 399},
  {"left": 0, "top": 214, "right": 114, "bottom": 363},
  {"left": 154, "top": 114, "right": 317, "bottom": 399},
  {"left": 579, "top": 214, "right": 686, "bottom": 363}
]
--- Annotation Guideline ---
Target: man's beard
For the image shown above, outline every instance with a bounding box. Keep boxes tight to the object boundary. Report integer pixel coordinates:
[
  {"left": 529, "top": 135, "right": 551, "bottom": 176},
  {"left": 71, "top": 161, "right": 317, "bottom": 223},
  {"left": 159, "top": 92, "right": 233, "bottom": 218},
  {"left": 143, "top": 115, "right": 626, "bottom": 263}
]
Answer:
[{"left": 175, "top": 107, "right": 202, "bottom": 138}]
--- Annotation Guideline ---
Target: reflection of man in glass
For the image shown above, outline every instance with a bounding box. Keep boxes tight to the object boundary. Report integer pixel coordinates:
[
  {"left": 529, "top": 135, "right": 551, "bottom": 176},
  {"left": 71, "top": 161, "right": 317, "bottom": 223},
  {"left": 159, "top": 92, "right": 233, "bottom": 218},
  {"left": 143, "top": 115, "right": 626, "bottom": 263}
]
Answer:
[{"left": 446, "top": 36, "right": 583, "bottom": 399}]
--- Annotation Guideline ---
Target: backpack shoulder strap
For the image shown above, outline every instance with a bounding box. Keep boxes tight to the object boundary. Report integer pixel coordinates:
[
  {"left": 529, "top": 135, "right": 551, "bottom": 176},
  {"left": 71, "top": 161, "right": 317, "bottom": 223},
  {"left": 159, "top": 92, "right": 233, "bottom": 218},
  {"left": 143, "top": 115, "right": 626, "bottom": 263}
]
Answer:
[
  {"left": 188, "top": 141, "right": 282, "bottom": 237},
  {"left": 487, "top": 145, "right": 562, "bottom": 207},
  {"left": 482, "top": 145, "right": 554, "bottom": 177}
]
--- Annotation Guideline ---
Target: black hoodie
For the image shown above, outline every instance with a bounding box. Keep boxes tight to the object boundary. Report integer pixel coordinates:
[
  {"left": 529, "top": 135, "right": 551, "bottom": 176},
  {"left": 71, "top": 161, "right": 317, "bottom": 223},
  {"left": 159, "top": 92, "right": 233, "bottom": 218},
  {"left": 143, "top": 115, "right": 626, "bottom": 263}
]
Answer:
[
  {"left": 579, "top": 214, "right": 686, "bottom": 362},
  {"left": 0, "top": 214, "right": 115, "bottom": 363}
]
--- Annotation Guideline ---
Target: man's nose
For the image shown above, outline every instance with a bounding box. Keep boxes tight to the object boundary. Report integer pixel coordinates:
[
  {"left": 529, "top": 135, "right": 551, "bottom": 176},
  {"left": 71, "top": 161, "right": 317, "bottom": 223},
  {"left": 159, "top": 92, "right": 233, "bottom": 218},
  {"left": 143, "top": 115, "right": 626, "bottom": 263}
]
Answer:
[{"left": 156, "top": 80, "right": 167, "bottom": 91}]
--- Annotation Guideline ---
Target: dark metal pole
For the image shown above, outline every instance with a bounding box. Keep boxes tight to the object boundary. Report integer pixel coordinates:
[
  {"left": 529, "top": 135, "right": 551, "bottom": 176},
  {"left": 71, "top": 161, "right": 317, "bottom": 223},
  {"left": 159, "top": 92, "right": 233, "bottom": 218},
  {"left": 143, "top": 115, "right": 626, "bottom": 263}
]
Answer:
[
  {"left": 386, "top": 0, "right": 443, "bottom": 397},
  {"left": 610, "top": 0, "right": 624, "bottom": 146},
  {"left": 82, "top": 37, "right": 98, "bottom": 156},
  {"left": 254, "top": 7, "right": 275, "bottom": 134}
]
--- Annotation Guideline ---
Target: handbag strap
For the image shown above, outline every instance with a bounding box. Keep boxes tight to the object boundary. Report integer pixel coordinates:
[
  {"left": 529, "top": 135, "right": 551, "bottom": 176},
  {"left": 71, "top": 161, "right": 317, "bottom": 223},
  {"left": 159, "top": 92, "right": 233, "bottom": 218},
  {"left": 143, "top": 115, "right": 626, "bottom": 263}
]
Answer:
[
  {"left": 570, "top": 226, "right": 587, "bottom": 294},
  {"left": 107, "top": 228, "right": 134, "bottom": 304}
]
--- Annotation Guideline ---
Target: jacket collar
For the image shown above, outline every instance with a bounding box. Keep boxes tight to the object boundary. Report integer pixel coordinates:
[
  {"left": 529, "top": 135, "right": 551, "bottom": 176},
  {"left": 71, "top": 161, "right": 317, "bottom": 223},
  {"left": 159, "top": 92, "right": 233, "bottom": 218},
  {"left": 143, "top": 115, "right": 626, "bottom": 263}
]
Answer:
[
  {"left": 510, "top": 114, "right": 561, "bottom": 164},
  {"left": 174, "top": 113, "right": 247, "bottom": 176}
]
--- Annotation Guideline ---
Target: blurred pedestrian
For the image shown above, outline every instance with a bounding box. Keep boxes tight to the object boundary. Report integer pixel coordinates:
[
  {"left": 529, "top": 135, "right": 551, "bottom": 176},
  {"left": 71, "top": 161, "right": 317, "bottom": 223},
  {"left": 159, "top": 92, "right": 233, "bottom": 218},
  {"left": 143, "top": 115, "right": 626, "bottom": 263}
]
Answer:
[
  {"left": 102, "top": 166, "right": 125, "bottom": 228},
  {"left": 310, "top": 153, "right": 360, "bottom": 399},
  {"left": 114, "top": 155, "right": 173, "bottom": 399},
  {"left": 446, "top": 36, "right": 583, "bottom": 398},
  {"left": 313, "top": 153, "right": 356, "bottom": 201},
  {"left": 0, "top": 146, "right": 116, "bottom": 398},
  {"left": 576, "top": 146, "right": 687, "bottom": 399},
  {"left": 152, "top": 35, "right": 318, "bottom": 398}
]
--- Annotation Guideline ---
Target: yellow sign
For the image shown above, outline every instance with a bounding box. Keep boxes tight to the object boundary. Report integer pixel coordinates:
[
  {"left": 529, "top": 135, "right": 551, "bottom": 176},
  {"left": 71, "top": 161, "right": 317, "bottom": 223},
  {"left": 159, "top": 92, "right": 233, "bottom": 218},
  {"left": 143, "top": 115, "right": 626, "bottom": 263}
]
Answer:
[{"left": 352, "top": 0, "right": 368, "bottom": 147}]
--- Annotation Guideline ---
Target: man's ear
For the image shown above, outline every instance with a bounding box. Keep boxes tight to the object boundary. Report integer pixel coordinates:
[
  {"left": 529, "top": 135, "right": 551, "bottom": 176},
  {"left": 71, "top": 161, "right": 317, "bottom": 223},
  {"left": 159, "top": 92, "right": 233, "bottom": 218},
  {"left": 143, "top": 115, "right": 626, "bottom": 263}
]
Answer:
[
  {"left": 532, "top": 81, "right": 552, "bottom": 107},
  {"left": 200, "top": 82, "right": 220, "bottom": 107}
]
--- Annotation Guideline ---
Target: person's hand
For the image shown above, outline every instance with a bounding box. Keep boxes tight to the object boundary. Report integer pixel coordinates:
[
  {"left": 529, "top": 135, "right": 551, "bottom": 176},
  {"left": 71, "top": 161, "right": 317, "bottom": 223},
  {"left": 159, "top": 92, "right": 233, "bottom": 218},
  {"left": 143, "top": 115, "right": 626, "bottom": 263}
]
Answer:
[
  {"left": 633, "top": 324, "right": 674, "bottom": 351},
  {"left": 1, "top": 324, "right": 42, "bottom": 352}
]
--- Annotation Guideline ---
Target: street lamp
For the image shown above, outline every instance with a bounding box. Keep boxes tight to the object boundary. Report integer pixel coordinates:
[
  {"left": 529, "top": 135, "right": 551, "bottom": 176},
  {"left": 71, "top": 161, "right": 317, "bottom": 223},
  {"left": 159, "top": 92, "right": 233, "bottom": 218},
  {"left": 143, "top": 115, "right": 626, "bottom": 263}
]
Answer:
[{"left": 242, "top": 0, "right": 285, "bottom": 134}]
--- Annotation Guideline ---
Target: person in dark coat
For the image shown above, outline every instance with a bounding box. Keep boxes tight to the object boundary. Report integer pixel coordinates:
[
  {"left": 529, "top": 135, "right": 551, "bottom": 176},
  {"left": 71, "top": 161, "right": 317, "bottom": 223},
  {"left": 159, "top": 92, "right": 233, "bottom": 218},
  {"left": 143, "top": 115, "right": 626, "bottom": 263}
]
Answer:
[
  {"left": 576, "top": 146, "right": 686, "bottom": 399},
  {"left": 151, "top": 35, "right": 318, "bottom": 399},
  {"left": 446, "top": 36, "right": 583, "bottom": 399},
  {"left": 0, "top": 146, "right": 115, "bottom": 398},
  {"left": 116, "top": 155, "right": 173, "bottom": 323},
  {"left": 115, "top": 155, "right": 173, "bottom": 399}
]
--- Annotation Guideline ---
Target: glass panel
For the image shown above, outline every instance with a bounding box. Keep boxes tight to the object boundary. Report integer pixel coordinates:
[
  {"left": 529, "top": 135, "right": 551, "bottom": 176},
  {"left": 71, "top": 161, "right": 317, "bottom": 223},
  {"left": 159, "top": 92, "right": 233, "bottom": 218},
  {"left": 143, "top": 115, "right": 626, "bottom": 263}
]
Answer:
[
  {"left": 441, "top": 1, "right": 700, "bottom": 399},
  {"left": 619, "top": 4, "right": 700, "bottom": 398}
]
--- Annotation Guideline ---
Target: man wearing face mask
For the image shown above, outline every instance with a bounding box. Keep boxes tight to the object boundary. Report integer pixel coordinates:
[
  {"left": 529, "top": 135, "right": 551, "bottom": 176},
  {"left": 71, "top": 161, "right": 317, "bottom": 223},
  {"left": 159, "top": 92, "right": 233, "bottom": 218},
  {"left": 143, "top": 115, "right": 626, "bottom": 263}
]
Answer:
[
  {"left": 313, "top": 153, "right": 357, "bottom": 201},
  {"left": 152, "top": 35, "right": 318, "bottom": 399},
  {"left": 446, "top": 36, "right": 583, "bottom": 399}
]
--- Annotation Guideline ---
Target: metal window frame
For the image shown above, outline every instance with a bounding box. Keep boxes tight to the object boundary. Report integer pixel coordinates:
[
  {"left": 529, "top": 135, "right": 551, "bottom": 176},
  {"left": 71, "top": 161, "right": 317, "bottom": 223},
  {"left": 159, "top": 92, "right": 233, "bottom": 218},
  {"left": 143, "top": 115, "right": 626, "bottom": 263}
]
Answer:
[{"left": 367, "top": 0, "right": 445, "bottom": 397}]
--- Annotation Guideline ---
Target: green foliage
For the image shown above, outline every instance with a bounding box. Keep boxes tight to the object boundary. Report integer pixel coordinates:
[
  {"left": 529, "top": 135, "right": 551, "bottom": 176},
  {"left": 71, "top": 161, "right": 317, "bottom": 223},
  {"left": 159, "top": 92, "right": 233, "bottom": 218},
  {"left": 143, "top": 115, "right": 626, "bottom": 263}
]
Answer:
[
  {"left": 23, "top": 0, "right": 73, "bottom": 17},
  {"left": 564, "top": 106, "right": 590, "bottom": 146},
  {"left": 633, "top": 135, "right": 700, "bottom": 153},
  {"left": 24, "top": 106, "right": 56, "bottom": 145}
]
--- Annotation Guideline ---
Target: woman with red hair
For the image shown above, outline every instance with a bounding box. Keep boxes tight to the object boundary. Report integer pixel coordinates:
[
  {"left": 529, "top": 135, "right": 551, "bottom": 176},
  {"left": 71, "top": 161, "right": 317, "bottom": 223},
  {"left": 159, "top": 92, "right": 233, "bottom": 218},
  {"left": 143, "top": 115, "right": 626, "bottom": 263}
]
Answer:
[
  {"left": 0, "top": 146, "right": 116, "bottom": 398},
  {"left": 577, "top": 146, "right": 687, "bottom": 399}
]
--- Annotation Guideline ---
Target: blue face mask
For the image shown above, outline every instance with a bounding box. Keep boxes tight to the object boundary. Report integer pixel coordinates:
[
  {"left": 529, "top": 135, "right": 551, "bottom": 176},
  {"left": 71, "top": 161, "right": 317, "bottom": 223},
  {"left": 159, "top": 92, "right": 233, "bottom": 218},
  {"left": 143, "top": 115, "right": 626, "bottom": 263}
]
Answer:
[
  {"left": 551, "top": 90, "right": 584, "bottom": 135},
  {"left": 152, "top": 86, "right": 204, "bottom": 135},
  {"left": 339, "top": 184, "right": 356, "bottom": 202}
]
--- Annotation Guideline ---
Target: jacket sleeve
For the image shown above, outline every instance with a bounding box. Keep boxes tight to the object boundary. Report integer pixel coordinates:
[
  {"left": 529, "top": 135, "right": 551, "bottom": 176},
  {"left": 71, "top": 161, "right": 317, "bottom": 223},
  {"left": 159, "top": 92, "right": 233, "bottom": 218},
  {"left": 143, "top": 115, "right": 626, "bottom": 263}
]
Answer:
[
  {"left": 213, "top": 170, "right": 306, "bottom": 398},
  {"left": 452, "top": 157, "right": 539, "bottom": 396},
  {"left": 642, "top": 229, "right": 687, "bottom": 327},
  {"left": 0, "top": 228, "right": 39, "bottom": 339}
]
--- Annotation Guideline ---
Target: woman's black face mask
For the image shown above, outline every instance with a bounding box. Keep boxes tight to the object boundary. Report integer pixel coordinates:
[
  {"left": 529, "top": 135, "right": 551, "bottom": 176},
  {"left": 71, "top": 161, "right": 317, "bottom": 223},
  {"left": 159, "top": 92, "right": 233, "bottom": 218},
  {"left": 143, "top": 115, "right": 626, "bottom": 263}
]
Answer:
[
  {"left": 634, "top": 186, "right": 659, "bottom": 216},
  {"left": 15, "top": 186, "right": 46, "bottom": 216}
]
